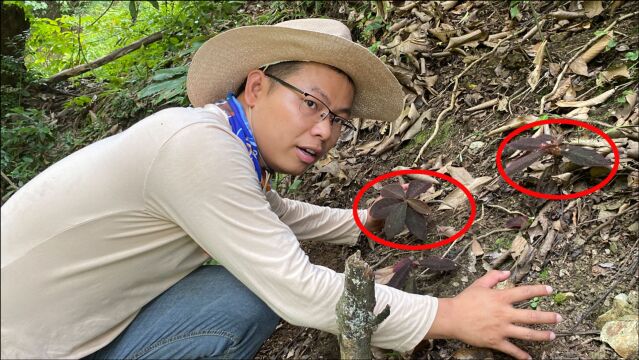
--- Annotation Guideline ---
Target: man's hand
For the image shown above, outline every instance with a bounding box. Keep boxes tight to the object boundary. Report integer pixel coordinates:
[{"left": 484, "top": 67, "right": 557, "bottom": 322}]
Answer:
[{"left": 427, "top": 270, "right": 561, "bottom": 360}]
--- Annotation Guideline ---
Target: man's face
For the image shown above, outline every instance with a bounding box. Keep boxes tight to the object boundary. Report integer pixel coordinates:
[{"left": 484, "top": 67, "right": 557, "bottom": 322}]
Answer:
[{"left": 249, "top": 63, "right": 355, "bottom": 175}]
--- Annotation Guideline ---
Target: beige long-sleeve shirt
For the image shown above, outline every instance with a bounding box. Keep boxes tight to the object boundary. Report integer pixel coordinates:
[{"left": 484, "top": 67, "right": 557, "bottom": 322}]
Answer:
[{"left": 1, "top": 105, "right": 438, "bottom": 359}]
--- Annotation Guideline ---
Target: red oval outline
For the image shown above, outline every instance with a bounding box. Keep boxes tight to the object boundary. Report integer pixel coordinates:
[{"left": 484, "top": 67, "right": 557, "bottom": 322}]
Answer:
[
  {"left": 496, "top": 118, "right": 619, "bottom": 200},
  {"left": 352, "top": 170, "right": 476, "bottom": 251}
]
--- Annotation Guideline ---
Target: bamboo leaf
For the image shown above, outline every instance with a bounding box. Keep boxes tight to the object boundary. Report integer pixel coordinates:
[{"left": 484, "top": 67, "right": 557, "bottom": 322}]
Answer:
[
  {"left": 406, "top": 180, "right": 432, "bottom": 198},
  {"left": 384, "top": 202, "right": 407, "bottom": 239},
  {"left": 370, "top": 198, "right": 403, "bottom": 219},
  {"left": 381, "top": 183, "right": 405, "bottom": 200},
  {"left": 560, "top": 145, "right": 612, "bottom": 167},
  {"left": 405, "top": 206, "right": 429, "bottom": 241}
]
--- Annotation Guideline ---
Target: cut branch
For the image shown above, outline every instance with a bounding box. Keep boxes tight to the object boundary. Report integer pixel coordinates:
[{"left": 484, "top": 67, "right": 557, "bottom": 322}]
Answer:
[
  {"left": 43, "top": 31, "right": 164, "bottom": 84},
  {"left": 337, "top": 250, "right": 390, "bottom": 360}
]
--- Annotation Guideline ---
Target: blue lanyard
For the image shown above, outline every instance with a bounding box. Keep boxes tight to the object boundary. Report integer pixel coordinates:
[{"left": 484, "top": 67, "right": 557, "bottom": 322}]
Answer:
[{"left": 224, "top": 93, "right": 263, "bottom": 182}]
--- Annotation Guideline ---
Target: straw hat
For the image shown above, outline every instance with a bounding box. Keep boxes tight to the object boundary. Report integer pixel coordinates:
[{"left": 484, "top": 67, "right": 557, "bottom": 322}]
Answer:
[{"left": 186, "top": 18, "right": 403, "bottom": 122}]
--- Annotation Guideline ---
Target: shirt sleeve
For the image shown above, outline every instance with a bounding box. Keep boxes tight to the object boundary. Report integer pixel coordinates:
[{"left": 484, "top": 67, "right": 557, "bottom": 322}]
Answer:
[
  {"left": 143, "top": 120, "right": 438, "bottom": 352},
  {"left": 265, "top": 190, "right": 368, "bottom": 245}
]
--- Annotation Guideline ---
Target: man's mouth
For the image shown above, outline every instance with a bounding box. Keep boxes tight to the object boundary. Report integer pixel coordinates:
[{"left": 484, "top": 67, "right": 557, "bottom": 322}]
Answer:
[{"left": 296, "top": 146, "right": 319, "bottom": 164}]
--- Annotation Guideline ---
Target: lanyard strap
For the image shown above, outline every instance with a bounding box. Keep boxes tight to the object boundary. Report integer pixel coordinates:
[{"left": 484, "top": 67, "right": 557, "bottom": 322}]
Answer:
[{"left": 217, "top": 93, "right": 263, "bottom": 183}]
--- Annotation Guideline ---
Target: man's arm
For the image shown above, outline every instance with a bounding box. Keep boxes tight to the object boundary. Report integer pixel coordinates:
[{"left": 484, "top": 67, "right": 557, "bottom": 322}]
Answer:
[{"left": 266, "top": 190, "right": 368, "bottom": 245}]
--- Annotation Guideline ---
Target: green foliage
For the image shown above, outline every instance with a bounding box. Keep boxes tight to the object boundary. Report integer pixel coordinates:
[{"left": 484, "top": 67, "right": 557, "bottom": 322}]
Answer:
[
  {"left": 553, "top": 292, "right": 569, "bottom": 305},
  {"left": 539, "top": 268, "right": 550, "bottom": 281},
  {"left": 137, "top": 66, "right": 187, "bottom": 105},
  {"left": 625, "top": 51, "right": 639, "bottom": 61},
  {"left": 529, "top": 296, "right": 541, "bottom": 309}
]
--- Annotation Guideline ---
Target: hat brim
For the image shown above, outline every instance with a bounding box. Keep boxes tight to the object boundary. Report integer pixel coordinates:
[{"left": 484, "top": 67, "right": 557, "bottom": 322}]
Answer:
[{"left": 186, "top": 25, "right": 403, "bottom": 122}]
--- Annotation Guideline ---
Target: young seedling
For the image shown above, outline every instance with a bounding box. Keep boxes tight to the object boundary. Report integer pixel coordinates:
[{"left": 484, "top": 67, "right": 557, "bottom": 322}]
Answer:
[
  {"left": 369, "top": 180, "right": 434, "bottom": 241},
  {"left": 505, "top": 134, "right": 612, "bottom": 177}
]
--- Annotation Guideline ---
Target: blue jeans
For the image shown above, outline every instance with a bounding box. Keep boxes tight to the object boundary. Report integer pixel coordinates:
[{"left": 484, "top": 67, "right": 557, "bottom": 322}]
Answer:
[{"left": 85, "top": 265, "right": 280, "bottom": 359}]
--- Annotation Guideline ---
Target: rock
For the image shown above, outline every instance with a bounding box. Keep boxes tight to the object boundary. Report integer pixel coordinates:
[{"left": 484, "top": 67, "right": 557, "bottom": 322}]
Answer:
[
  {"left": 469, "top": 141, "right": 485, "bottom": 154},
  {"left": 600, "top": 315, "right": 638, "bottom": 359},
  {"left": 596, "top": 293, "right": 637, "bottom": 329}
]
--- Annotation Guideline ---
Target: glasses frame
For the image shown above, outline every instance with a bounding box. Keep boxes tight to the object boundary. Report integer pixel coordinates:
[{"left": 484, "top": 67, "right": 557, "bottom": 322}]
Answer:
[{"left": 264, "top": 73, "right": 355, "bottom": 132}]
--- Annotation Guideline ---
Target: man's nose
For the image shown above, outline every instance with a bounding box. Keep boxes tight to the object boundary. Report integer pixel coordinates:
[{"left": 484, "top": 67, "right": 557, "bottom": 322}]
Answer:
[{"left": 310, "top": 116, "right": 333, "bottom": 141}]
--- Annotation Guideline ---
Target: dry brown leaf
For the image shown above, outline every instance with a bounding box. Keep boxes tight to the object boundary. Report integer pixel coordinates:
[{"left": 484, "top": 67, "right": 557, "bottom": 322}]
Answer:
[
  {"left": 549, "top": 62, "right": 561, "bottom": 77},
  {"left": 549, "top": 78, "right": 572, "bottom": 101},
  {"left": 487, "top": 114, "right": 538, "bottom": 136},
  {"left": 471, "top": 239, "right": 484, "bottom": 257},
  {"left": 583, "top": 0, "right": 604, "bottom": 18},
  {"left": 564, "top": 82, "right": 577, "bottom": 101},
  {"left": 557, "top": 88, "right": 615, "bottom": 108},
  {"left": 527, "top": 40, "right": 547, "bottom": 90},
  {"left": 565, "top": 106, "right": 590, "bottom": 120},
  {"left": 445, "top": 29, "right": 485, "bottom": 50},
  {"left": 424, "top": 75, "right": 438, "bottom": 88},
  {"left": 439, "top": 176, "right": 492, "bottom": 210},
  {"left": 601, "top": 65, "right": 631, "bottom": 82},
  {"left": 447, "top": 166, "right": 475, "bottom": 186},
  {"left": 511, "top": 234, "right": 531, "bottom": 260},
  {"left": 452, "top": 347, "right": 494, "bottom": 360},
  {"left": 569, "top": 32, "right": 613, "bottom": 76}
]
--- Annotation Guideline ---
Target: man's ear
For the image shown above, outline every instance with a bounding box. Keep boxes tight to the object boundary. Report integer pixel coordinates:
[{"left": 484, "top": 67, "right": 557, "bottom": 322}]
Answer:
[{"left": 242, "top": 70, "right": 268, "bottom": 107}]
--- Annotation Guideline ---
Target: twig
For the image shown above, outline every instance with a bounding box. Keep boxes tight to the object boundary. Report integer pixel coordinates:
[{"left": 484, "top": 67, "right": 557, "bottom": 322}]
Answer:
[
  {"left": 570, "top": 258, "right": 638, "bottom": 331},
  {"left": 539, "top": 11, "right": 639, "bottom": 114},
  {"left": 555, "top": 330, "right": 600, "bottom": 337},
  {"left": 413, "top": 29, "right": 526, "bottom": 165},
  {"left": 486, "top": 203, "right": 530, "bottom": 218},
  {"left": 583, "top": 203, "right": 639, "bottom": 243},
  {"left": 1, "top": 171, "right": 18, "bottom": 190}
]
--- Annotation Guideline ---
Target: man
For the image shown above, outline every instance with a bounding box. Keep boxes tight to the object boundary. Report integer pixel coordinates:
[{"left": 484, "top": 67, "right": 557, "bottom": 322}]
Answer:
[{"left": 1, "top": 19, "right": 559, "bottom": 359}]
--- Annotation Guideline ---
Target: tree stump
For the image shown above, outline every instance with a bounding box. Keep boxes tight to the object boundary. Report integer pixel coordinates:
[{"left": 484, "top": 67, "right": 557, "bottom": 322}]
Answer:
[{"left": 336, "top": 250, "right": 390, "bottom": 359}]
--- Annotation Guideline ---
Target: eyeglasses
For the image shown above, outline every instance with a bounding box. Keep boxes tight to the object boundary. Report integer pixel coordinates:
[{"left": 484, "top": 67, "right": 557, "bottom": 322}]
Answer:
[{"left": 265, "top": 74, "right": 355, "bottom": 132}]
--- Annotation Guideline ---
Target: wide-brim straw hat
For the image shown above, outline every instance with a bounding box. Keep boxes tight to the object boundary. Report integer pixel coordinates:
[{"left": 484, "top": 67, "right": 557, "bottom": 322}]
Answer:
[{"left": 187, "top": 18, "right": 403, "bottom": 122}]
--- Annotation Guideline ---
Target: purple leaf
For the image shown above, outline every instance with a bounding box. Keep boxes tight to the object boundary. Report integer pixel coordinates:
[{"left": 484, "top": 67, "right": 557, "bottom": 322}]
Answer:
[
  {"left": 370, "top": 198, "right": 403, "bottom": 219},
  {"left": 387, "top": 257, "right": 414, "bottom": 289},
  {"left": 418, "top": 256, "right": 457, "bottom": 271},
  {"left": 560, "top": 145, "right": 612, "bottom": 167},
  {"left": 406, "top": 198, "right": 430, "bottom": 216},
  {"left": 508, "top": 134, "right": 557, "bottom": 151},
  {"left": 505, "top": 215, "right": 529, "bottom": 229},
  {"left": 381, "top": 183, "right": 406, "bottom": 200},
  {"left": 505, "top": 150, "right": 545, "bottom": 177},
  {"left": 405, "top": 206, "right": 429, "bottom": 241},
  {"left": 406, "top": 180, "right": 432, "bottom": 198},
  {"left": 384, "top": 202, "right": 407, "bottom": 239}
]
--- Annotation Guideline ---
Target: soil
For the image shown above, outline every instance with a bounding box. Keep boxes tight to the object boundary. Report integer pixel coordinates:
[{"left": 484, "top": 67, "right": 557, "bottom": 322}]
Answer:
[{"left": 256, "top": 1, "right": 639, "bottom": 359}]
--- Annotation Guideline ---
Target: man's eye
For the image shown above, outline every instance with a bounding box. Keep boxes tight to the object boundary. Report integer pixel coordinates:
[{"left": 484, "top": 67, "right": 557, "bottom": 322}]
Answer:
[{"left": 303, "top": 99, "right": 318, "bottom": 109}]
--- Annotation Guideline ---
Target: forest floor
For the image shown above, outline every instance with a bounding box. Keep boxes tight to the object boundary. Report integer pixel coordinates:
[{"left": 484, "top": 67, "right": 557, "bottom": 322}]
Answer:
[{"left": 254, "top": 1, "right": 639, "bottom": 359}]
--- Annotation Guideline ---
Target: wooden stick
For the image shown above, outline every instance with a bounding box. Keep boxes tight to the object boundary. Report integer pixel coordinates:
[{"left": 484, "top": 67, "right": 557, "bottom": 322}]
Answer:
[
  {"left": 337, "top": 251, "right": 390, "bottom": 360},
  {"left": 44, "top": 31, "right": 164, "bottom": 84}
]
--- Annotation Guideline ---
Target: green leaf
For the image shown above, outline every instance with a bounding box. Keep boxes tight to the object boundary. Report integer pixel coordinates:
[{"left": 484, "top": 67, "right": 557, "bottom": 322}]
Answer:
[
  {"left": 381, "top": 183, "right": 405, "bottom": 200},
  {"left": 128, "top": 1, "right": 138, "bottom": 24},
  {"left": 146, "top": 0, "right": 160, "bottom": 10},
  {"left": 553, "top": 292, "right": 569, "bottom": 305},
  {"left": 510, "top": 4, "right": 520, "bottom": 19},
  {"left": 625, "top": 51, "right": 639, "bottom": 61},
  {"left": 370, "top": 198, "right": 403, "bottom": 219},
  {"left": 151, "top": 66, "right": 188, "bottom": 81},
  {"left": 384, "top": 202, "right": 407, "bottom": 239},
  {"left": 405, "top": 206, "right": 429, "bottom": 240},
  {"left": 288, "top": 178, "right": 302, "bottom": 193},
  {"left": 137, "top": 77, "right": 186, "bottom": 99}
]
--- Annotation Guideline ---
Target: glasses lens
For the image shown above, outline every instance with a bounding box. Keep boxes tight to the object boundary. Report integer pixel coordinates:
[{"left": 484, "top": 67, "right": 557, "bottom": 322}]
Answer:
[{"left": 298, "top": 95, "right": 348, "bottom": 132}]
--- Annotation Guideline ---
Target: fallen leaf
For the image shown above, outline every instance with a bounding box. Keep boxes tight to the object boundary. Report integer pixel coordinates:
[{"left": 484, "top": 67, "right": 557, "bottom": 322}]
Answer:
[
  {"left": 510, "top": 234, "right": 531, "bottom": 259},
  {"left": 418, "top": 255, "right": 457, "bottom": 271},
  {"left": 527, "top": 40, "right": 547, "bottom": 90},
  {"left": 471, "top": 238, "right": 484, "bottom": 256},
  {"left": 583, "top": 0, "right": 604, "bottom": 18},
  {"left": 439, "top": 176, "right": 492, "bottom": 210},
  {"left": 452, "top": 347, "right": 494, "bottom": 360},
  {"left": 445, "top": 29, "right": 485, "bottom": 50},
  {"left": 569, "top": 32, "right": 612, "bottom": 76},
  {"left": 557, "top": 88, "right": 615, "bottom": 107},
  {"left": 601, "top": 64, "right": 631, "bottom": 82}
]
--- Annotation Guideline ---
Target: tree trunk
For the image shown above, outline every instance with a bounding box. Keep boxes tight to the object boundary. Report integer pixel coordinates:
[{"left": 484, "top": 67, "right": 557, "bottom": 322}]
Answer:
[
  {"left": 0, "top": 3, "right": 30, "bottom": 87},
  {"left": 43, "top": 31, "right": 164, "bottom": 84},
  {"left": 336, "top": 250, "right": 390, "bottom": 360}
]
